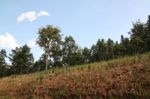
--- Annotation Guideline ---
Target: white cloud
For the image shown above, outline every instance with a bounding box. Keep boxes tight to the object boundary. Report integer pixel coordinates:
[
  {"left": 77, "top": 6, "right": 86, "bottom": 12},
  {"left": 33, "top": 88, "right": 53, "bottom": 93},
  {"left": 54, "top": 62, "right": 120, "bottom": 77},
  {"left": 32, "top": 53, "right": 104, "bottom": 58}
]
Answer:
[
  {"left": 27, "top": 39, "right": 38, "bottom": 48},
  {"left": 17, "top": 11, "right": 50, "bottom": 22},
  {"left": 0, "top": 33, "right": 19, "bottom": 49},
  {"left": 38, "top": 11, "right": 49, "bottom": 17}
]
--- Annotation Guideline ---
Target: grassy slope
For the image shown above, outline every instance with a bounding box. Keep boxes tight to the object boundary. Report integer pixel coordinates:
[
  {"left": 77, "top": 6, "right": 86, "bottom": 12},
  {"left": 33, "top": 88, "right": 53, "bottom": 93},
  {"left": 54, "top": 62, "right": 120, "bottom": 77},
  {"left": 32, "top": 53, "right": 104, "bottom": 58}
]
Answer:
[{"left": 0, "top": 53, "right": 150, "bottom": 99}]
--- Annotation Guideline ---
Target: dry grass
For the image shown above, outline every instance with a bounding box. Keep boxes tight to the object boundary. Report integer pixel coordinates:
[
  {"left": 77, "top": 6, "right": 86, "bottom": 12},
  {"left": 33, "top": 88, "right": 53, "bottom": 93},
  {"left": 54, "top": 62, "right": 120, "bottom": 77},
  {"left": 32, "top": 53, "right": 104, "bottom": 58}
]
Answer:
[{"left": 0, "top": 53, "right": 150, "bottom": 99}]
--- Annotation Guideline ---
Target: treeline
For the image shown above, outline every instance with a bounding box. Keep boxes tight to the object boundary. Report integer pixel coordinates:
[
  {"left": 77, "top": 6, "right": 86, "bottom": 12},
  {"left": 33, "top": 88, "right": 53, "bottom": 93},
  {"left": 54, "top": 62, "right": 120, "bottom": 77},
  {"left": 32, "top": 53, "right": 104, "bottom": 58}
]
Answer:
[{"left": 0, "top": 15, "right": 150, "bottom": 77}]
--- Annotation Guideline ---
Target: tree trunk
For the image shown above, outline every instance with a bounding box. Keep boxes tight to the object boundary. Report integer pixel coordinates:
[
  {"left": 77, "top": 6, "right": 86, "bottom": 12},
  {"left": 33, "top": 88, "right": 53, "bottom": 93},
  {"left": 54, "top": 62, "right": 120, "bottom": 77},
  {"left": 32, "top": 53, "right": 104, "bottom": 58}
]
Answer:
[{"left": 45, "top": 52, "right": 48, "bottom": 71}]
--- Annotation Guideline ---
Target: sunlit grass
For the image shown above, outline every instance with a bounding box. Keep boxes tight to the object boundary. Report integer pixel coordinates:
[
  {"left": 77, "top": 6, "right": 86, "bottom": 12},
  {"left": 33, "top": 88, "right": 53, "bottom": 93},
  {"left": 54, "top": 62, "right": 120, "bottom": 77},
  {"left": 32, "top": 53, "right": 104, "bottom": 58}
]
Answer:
[{"left": 0, "top": 53, "right": 150, "bottom": 98}]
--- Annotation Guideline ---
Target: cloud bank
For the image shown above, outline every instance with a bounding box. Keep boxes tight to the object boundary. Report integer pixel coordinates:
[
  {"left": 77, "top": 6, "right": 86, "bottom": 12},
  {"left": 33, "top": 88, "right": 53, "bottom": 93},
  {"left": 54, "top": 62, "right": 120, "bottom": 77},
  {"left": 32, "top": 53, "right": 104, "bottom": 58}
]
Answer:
[
  {"left": 0, "top": 33, "right": 19, "bottom": 49},
  {"left": 17, "top": 11, "right": 49, "bottom": 22}
]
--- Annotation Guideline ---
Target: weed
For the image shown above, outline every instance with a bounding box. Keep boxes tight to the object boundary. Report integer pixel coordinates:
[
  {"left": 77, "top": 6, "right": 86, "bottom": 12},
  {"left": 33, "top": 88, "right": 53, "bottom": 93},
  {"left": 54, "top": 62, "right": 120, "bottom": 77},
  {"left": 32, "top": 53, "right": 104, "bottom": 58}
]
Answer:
[{"left": 0, "top": 53, "right": 150, "bottom": 98}]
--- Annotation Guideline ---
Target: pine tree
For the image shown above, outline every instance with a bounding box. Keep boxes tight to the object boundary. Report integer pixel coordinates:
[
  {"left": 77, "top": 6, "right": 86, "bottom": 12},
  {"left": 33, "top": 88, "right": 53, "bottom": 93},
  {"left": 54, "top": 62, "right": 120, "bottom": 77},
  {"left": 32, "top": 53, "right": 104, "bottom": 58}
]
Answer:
[
  {"left": 0, "top": 49, "right": 7, "bottom": 77},
  {"left": 9, "top": 45, "right": 34, "bottom": 74}
]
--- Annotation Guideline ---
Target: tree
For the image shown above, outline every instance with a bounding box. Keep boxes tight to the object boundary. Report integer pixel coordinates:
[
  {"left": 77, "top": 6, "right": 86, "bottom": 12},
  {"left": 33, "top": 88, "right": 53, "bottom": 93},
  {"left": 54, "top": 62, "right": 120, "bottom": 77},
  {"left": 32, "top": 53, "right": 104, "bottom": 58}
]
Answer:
[
  {"left": 106, "top": 38, "right": 114, "bottom": 59},
  {"left": 91, "top": 39, "right": 107, "bottom": 62},
  {"left": 37, "top": 25, "right": 62, "bottom": 70},
  {"left": 9, "top": 45, "right": 34, "bottom": 74},
  {"left": 32, "top": 54, "right": 46, "bottom": 72},
  {"left": 82, "top": 47, "right": 91, "bottom": 64},
  {"left": 70, "top": 47, "right": 84, "bottom": 65},
  {"left": 113, "top": 41, "right": 121, "bottom": 57},
  {"left": 90, "top": 44, "right": 97, "bottom": 62},
  {"left": 129, "top": 21, "right": 145, "bottom": 54},
  {"left": 0, "top": 49, "right": 7, "bottom": 77},
  {"left": 145, "top": 15, "right": 150, "bottom": 51},
  {"left": 120, "top": 35, "right": 132, "bottom": 55},
  {"left": 62, "top": 36, "right": 79, "bottom": 66}
]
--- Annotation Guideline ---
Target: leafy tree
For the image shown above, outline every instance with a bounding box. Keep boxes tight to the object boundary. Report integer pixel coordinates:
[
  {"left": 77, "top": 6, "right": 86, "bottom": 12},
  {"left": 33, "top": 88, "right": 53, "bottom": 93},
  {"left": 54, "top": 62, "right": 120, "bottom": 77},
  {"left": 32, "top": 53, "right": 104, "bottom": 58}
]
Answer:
[
  {"left": 62, "top": 36, "right": 79, "bottom": 66},
  {"left": 119, "top": 35, "right": 126, "bottom": 56},
  {"left": 32, "top": 54, "right": 46, "bottom": 72},
  {"left": 145, "top": 15, "right": 150, "bottom": 51},
  {"left": 37, "top": 25, "right": 62, "bottom": 70},
  {"left": 130, "top": 21, "right": 145, "bottom": 39},
  {"left": 106, "top": 38, "right": 114, "bottom": 59},
  {"left": 123, "top": 38, "right": 132, "bottom": 55},
  {"left": 70, "top": 47, "right": 84, "bottom": 65},
  {"left": 129, "top": 21, "right": 145, "bottom": 54},
  {"left": 90, "top": 44, "right": 97, "bottom": 62},
  {"left": 0, "top": 49, "right": 7, "bottom": 77},
  {"left": 9, "top": 45, "right": 34, "bottom": 74},
  {"left": 120, "top": 35, "right": 132, "bottom": 55},
  {"left": 91, "top": 39, "right": 107, "bottom": 62},
  {"left": 82, "top": 47, "right": 91, "bottom": 64}
]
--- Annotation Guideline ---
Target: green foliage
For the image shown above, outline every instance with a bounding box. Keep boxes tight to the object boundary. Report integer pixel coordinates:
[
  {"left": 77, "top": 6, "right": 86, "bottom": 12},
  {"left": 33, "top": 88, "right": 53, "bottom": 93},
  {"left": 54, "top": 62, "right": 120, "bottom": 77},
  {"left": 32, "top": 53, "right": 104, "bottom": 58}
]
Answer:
[
  {"left": 62, "top": 36, "right": 83, "bottom": 66},
  {"left": 35, "top": 15, "right": 150, "bottom": 71},
  {"left": 32, "top": 54, "right": 46, "bottom": 72},
  {"left": 9, "top": 45, "right": 34, "bottom": 74},
  {"left": 0, "top": 49, "right": 7, "bottom": 77},
  {"left": 36, "top": 25, "right": 62, "bottom": 70},
  {"left": 1, "top": 15, "right": 150, "bottom": 78},
  {"left": 82, "top": 47, "right": 91, "bottom": 64}
]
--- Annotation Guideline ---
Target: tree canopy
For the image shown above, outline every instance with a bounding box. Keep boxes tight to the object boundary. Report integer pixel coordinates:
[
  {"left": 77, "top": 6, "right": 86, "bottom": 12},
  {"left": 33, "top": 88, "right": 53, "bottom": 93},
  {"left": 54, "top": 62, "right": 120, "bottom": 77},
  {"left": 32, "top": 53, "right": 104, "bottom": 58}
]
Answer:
[
  {"left": 1, "top": 15, "right": 150, "bottom": 77},
  {"left": 9, "top": 45, "right": 34, "bottom": 74}
]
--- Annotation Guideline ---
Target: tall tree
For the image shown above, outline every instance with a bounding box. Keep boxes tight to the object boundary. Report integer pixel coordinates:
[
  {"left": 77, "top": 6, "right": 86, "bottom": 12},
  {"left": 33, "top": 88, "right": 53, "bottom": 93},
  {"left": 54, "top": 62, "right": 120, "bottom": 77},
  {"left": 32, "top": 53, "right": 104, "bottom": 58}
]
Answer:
[
  {"left": 129, "top": 21, "right": 145, "bottom": 54},
  {"left": 92, "top": 39, "right": 107, "bottom": 61},
  {"left": 106, "top": 38, "right": 114, "bottom": 59},
  {"left": 0, "top": 49, "right": 7, "bottom": 77},
  {"left": 9, "top": 45, "right": 34, "bottom": 74},
  {"left": 145, "top": 15, "right": 150, "bottom": 51},
  {"left": 37, "top": 25, "right": 62, "bottom": 70},
  {"left": 32, "top": 54, "right": 46, "bottom": 72},
  {"left": 82, "top": 47, "right": 91, "bottom": 64},
  {"left": 62, "top": 36, "right": 79, "bottom": 66},
  {"left": 113, "top": 41, "right": 122, "bottom": 57},
  {"left": 90, "top": 44, "right": 97, "bottom": 62}
]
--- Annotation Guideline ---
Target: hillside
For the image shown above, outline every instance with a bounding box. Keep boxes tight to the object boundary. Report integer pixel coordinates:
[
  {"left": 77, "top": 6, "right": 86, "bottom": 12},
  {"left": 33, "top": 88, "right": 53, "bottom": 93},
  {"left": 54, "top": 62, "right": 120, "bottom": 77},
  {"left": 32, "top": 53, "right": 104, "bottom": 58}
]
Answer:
[{"left": 0, "top": 53, "right": 150, "bottom": 99}]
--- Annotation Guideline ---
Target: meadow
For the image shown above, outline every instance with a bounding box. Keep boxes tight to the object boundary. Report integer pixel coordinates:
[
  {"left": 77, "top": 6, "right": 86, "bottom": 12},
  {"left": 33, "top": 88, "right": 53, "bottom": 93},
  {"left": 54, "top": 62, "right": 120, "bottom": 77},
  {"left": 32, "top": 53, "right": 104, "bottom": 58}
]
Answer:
[{"left": 0, "top": 53, "right": 150, "bottom": 99}]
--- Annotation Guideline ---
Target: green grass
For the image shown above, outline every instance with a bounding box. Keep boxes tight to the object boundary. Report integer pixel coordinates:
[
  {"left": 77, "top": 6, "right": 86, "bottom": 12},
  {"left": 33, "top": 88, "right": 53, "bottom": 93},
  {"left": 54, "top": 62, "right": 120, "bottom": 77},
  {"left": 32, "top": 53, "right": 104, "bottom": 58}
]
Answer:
[{"left": 0, "top": 53, "right": 150, "bottom": 99}]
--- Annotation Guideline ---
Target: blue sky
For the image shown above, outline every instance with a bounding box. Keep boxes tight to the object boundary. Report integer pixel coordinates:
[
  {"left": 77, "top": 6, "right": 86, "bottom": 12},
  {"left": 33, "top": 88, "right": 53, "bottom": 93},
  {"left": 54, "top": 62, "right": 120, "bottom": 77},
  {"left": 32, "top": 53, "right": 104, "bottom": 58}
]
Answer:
[{"left": 0, "top": 0, "right": 150, "bottom": 61}]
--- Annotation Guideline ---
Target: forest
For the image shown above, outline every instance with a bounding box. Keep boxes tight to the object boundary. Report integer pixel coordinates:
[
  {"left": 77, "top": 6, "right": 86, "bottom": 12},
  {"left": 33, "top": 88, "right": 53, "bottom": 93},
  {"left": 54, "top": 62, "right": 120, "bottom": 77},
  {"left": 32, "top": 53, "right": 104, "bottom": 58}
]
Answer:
[{"left": 0, "top": 15, "right": 150, "bottom": 77}]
